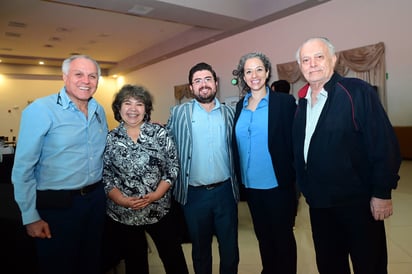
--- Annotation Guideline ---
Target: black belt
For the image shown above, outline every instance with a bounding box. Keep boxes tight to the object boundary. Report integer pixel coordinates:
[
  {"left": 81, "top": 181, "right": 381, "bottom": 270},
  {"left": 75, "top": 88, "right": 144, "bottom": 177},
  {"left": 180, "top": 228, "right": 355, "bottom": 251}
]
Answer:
[
  {"left": 190, "top": 179, "right": 229, "bottom": 190},
  {"left": 71, "top": 181, "right": 101, "bottom": 196}
]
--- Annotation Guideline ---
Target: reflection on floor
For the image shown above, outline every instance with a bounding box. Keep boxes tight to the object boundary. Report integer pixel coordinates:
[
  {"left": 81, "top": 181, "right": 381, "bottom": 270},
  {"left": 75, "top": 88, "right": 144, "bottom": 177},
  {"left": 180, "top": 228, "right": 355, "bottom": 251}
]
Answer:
[{"left": 109, "top": 161, "right": 412, "bottom": 274}]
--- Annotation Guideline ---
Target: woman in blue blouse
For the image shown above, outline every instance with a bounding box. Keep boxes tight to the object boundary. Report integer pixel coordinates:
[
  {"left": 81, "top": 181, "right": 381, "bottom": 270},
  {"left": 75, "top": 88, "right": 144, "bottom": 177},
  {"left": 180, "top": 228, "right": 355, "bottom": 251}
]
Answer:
[
  {"left": 102, "top": 84, "right": 188, "bottom": 274},
  {"left": 232, "top": 52, "right": 297, "bottom": 274}
]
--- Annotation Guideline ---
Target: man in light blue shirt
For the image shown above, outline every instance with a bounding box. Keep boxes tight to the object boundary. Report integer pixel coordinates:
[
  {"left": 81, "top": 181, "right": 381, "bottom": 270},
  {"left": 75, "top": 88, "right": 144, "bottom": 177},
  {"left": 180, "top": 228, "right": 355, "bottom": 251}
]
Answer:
[
  {"left": 12, "top": 55, "right": 108, "bottom": 274},
  {"left": 167, "top": 62, "right": 239, "bottom": 274}
]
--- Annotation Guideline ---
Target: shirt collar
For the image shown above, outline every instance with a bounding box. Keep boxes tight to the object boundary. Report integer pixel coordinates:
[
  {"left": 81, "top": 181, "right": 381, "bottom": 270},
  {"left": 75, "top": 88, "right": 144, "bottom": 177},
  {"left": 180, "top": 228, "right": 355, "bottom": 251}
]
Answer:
[
  {"left": 243, "top": 86, "right": 270, "bottom": 107},
  {"left": 58, "top": 86, "right": 97, "bottom": 112},
  {"left": 305, "top": 87, "right": 328, "bottom": 102},
  {"left": 193, "top": 97, "right": 221, "bottom": 111}
]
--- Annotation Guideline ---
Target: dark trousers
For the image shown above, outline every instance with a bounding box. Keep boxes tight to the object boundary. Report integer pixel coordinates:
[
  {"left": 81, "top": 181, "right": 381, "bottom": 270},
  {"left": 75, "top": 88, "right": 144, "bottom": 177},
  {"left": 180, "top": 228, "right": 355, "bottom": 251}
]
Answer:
[
  {"left": 309, "top": 204, "right": 388, "bottom": 274},
  {"left": 36, "top": 184, "right": 106, "bottom": 274},
  {"left": 102, "top": 210, "right": 188, "bottom": 274},
  {"left": 246, "top": 186, "right": 297, "bottom": 274},
  {"left": 183, "top": 180, "right": 239, "bottom": 274}
]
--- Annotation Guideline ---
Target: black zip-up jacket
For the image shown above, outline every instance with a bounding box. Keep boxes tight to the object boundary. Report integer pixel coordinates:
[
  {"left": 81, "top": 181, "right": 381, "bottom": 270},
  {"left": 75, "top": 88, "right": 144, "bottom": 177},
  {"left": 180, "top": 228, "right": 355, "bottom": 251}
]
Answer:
[{"left": 293, "top": 72, "right": 401, "bottom": 208}]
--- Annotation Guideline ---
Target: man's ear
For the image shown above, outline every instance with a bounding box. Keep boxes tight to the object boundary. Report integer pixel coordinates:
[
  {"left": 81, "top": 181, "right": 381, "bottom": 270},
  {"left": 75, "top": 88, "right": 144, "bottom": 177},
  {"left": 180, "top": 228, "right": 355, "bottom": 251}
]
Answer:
[{"left": 332, "top": 54, "right": 337, "bottom": 67}]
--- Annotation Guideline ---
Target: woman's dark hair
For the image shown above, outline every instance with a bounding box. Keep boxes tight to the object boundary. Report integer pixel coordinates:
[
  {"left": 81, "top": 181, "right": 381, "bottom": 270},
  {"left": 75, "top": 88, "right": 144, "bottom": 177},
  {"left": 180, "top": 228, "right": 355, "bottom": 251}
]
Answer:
[
  {"left": 232, "top": 52, "right": 272, "bottom": 95},
  {"left": 112, "top": 84, "right": 153, "bottom": 122},
  {"left": 188, "top": 62, "right": 217, "bottom": 84}
]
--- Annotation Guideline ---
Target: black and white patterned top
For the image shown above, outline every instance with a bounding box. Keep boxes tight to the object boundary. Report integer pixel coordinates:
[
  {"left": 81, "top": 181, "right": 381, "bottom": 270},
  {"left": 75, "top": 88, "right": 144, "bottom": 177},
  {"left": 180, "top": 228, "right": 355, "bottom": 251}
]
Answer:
[{"left": 103, "top": 121, "right": 179, "bottom": 225}]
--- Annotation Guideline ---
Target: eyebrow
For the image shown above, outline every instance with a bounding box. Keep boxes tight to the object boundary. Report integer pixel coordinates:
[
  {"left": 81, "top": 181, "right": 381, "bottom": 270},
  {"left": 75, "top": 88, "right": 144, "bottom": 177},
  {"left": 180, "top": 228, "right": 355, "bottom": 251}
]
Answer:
[
  {"left": 245, "top": 65, "right": 264, "bottom": 70},
  {"left": 302, "top": 50, "right": 325, "bottom": 58},
  {"left": 193, "top": 76, "right": 212, "bottom": 79},
  {"left": 71, "top": 69, "right": 98, "bottom": 75}
]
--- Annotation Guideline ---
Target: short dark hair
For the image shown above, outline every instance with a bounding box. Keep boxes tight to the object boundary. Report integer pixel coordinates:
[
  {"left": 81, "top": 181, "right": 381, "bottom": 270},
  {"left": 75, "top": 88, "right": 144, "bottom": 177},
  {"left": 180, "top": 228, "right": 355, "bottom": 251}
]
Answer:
[
  {"left": 188, "top": 62, "right": 217, "bottom": 84},
  {"left": 271, "top": 80, "right": 290, "bottom": 94},
  {"left": 112, "top": 84, "right": 153, "bottom": 122}
]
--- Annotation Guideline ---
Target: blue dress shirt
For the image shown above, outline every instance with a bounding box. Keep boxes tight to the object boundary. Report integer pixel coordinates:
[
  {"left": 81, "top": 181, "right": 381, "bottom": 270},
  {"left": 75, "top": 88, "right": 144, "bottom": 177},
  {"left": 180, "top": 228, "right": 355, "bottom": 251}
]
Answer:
[
  {"left": 189, "top": 99, "right": 230, "bottom": 185},
  {"left": 235, "top": 89, "right": 278, "bottom": 189},
  {"left": 12, "top": 87, "right": 108, "bottom": 225}
]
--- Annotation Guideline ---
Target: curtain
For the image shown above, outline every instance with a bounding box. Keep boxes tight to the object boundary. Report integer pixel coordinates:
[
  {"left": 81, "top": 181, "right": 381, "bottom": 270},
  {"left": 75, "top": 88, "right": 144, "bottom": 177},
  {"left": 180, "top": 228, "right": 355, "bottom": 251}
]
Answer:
[{"left": 276, "top": 42, "right": 387, "bottom": 110}]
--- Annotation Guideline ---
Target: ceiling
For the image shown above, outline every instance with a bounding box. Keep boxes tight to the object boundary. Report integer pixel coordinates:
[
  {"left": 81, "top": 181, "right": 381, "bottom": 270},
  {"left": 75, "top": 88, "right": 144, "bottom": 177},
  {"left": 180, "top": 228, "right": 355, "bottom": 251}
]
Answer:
[{"left": 0, "top": 0, "right": 329, "bottom": 76}]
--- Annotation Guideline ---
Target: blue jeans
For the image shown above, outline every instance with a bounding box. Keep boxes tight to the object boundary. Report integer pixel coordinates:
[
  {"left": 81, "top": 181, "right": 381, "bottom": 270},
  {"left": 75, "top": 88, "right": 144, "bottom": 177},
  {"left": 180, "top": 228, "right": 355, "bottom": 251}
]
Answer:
[{"left": 183, "top": 180, "right": 239, "bottom": 274}]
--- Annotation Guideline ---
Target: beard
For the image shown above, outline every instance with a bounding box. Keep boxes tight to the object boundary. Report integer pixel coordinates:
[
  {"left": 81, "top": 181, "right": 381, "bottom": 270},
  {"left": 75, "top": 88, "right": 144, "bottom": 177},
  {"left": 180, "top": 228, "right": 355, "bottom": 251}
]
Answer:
[{"left": 193, "top": 88, "right": 216, "bottom": 104}]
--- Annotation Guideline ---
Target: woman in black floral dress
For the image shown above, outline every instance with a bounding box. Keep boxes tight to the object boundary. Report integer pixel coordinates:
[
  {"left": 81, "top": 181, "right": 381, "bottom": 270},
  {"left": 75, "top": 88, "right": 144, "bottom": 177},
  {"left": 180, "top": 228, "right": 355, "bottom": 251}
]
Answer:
[{"left": 102, "top": 84, "right": 188, "bottom": 274}]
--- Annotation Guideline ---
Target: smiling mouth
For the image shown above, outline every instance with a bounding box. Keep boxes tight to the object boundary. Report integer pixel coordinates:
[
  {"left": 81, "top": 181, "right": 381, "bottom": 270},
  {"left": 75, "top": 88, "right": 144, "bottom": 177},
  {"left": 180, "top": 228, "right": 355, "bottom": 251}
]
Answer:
[{"left": 309, "top": 69, "right": 322, "bottom": 73}]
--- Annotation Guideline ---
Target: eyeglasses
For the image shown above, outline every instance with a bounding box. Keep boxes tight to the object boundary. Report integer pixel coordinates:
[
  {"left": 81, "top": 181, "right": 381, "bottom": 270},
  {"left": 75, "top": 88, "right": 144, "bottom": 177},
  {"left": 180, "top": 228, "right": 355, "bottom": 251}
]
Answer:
[{"left": 192, "top": 77, "right": 214, "bottom": 86}]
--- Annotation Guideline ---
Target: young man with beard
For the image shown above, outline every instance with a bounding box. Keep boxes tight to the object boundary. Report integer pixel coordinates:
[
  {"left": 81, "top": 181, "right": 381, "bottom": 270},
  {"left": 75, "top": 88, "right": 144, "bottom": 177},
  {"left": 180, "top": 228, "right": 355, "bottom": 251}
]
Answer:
[{"left": 166, "top": 62, "right": 240, "bottom": 274}]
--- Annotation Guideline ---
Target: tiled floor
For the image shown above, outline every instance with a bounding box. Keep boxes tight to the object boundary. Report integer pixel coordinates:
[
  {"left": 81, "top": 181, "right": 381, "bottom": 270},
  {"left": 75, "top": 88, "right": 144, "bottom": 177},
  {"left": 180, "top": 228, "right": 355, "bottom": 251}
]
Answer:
[{"left": 110, "top": 160, "right": 412, "bottom": 274}]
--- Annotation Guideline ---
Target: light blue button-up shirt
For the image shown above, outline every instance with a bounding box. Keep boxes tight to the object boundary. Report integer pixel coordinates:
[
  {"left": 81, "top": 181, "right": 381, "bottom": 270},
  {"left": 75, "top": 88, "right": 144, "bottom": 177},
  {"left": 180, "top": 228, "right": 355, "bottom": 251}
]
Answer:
[
  {"left": 12, "top": 87, "right": 108, "bottom": 225},
  {"left": 304, "top": 87, "right": 328, "bottom": 162},
  {"left": 235, "top": 89, "right": 278, "bottom": 189},
  {"left": 189, "top": 99, "right": 230, "bottom": 186}
]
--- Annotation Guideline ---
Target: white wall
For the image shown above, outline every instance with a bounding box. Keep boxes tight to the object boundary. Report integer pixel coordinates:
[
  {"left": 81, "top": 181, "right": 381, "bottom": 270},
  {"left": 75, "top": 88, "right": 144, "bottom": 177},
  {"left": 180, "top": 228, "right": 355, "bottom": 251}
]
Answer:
[{"left": 123, "top": 0, "right": 412, "bottom": 125}]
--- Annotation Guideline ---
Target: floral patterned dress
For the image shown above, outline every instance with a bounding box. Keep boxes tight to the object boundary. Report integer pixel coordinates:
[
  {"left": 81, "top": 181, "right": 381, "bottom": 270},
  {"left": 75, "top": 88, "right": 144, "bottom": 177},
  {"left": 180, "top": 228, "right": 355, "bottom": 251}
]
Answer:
[{"left": 103, "top": 121, "right": 179, "bottom": 225}]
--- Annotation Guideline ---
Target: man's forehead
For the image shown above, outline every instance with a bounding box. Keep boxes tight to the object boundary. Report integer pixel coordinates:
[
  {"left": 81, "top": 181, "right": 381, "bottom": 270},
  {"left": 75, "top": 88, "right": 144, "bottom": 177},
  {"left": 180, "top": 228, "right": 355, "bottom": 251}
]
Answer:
[
  {"left": 69, "top": 66, "right": 98, "bottom": 74},
  {"left": 71, "top": 59, "right": 96, "bottom": 69}
]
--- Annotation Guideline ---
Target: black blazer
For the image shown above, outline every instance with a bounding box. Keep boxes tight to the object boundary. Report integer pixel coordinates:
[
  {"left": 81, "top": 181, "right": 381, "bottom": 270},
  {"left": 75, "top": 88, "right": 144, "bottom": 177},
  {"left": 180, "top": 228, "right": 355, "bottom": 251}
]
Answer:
[{"left": 232, "top": 89, "right": 296, "bottom": 190}]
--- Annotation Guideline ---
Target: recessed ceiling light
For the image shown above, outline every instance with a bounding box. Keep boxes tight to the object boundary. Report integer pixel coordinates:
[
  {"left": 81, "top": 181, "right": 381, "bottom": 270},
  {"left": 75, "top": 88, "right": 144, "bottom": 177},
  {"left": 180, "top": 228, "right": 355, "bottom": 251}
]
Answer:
[
  {"left": 8, "top": 21, "right": 27, "bottom": 28},
  {"left": 5, "top": 32, "right": 21, "bottom": 38},
  {"left": 49, "top": 37, "right": 61, "bottom": 42},
  {"left": 39, "top": 61, "right": 45, "bottom": 65},
  {"left": 128, "top": 4, "right": 153, "bottom": 15},
  {"left": 56, "top": 27, "right": 70, "bottom": 32}
]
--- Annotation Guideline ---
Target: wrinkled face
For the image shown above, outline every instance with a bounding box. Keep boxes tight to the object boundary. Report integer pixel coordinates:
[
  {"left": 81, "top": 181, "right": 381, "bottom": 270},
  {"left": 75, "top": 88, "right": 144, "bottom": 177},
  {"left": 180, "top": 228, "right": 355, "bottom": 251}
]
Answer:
[
  {"left": 190, "top": 70, "right": 217, "bottom": 104},
  {"left": 298, "top": 39, "right": 336, "bottom": 86},
  {"left": 120, "top": 97, "right": 146, "bottom": 127},
  {"left": 63, "top": 58, "right": 99, "bottom": 104},
  {"left": 243, "top": 57, "right": 269, "bottom": 92}
]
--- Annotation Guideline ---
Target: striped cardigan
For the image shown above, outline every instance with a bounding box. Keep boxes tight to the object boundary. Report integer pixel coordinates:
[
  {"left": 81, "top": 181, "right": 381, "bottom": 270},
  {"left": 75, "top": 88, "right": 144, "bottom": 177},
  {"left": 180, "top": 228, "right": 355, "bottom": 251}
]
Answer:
[{"left": 166, "top": 99, "right": 239, "bottom": 205}]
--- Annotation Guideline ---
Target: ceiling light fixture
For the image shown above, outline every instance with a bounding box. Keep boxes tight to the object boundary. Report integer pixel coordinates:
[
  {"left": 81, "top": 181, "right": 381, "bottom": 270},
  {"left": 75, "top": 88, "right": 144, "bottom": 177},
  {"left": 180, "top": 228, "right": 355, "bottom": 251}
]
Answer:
[
  {"left": 127, "top": 4, "right": 154, "bottom": 15},
  {"left": 56, "top": 27, "right": 70, "bottom": 32},
  {"left": 8, "top": 21, "right": 27, "bottom": 28}
]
